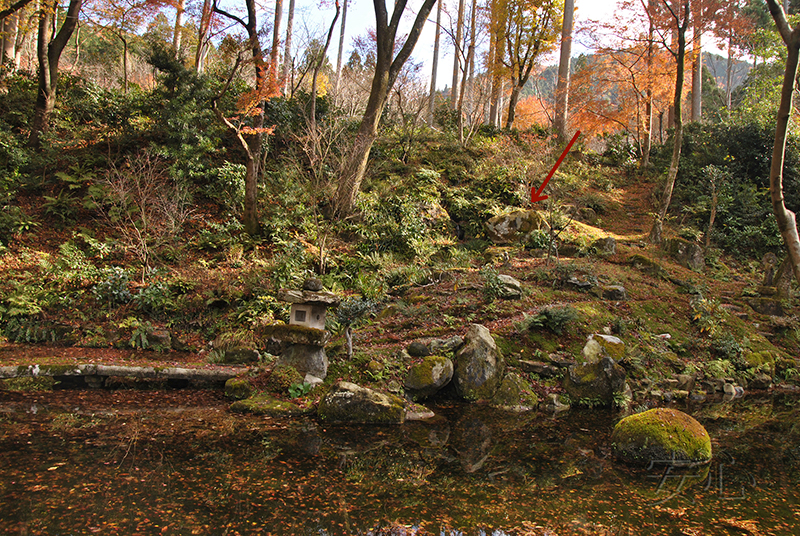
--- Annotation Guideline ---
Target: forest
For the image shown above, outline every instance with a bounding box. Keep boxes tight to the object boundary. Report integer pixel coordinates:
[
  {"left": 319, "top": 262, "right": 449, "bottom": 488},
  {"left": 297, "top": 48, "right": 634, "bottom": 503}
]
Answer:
[{"left": 1, "top": 0, "right": 800, "bottom": 409}]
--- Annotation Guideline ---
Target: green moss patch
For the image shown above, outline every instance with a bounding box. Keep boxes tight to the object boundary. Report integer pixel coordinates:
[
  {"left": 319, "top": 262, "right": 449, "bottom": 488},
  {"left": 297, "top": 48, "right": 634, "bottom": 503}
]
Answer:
[
  {"left": 229, "top": 393, "right": 307, "bottom": 416},
  {"left": 612, "top": 408, "right": 712, "bottom": 467}
]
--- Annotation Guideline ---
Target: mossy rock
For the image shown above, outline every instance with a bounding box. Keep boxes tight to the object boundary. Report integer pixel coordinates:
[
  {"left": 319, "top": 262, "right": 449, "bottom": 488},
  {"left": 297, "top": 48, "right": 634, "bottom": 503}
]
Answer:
[
  {"left": 453, "top": 324, "right": 505, "bottom": 401},
  {"left": 224, "top": 378, "right": 254, "bottom": 400},
  {"left": 318, "top": 381, "right": 406, "bottom": 424},
  {"left": 258, "top": 323, "right": 331, "bottom": 346},
  {"left": 404, "top": 355, "right": 454, "bottom": 400},
  {"left": 563, "top": 356, "right": 627, "bottom": 406},
  {"left": 265, "top": 365, "right": 305, "bottom": 394},
  {"left": 743, "top": 351, "right": 775, "bottom": 373},
  {"left": 230, "top": 393, "right": 307, "bottom": 416},
  {"left": 489, "top": 373, "right": 539, "bottom": 411},
  {"left": 629, "top": 254, "right": 669, "bottom": 279},
  {"left": 611, "top": 408, "right": 712, "bottom": 467},
  {"left": 581, "top": 334, "right": 625, "bottom": 362}
]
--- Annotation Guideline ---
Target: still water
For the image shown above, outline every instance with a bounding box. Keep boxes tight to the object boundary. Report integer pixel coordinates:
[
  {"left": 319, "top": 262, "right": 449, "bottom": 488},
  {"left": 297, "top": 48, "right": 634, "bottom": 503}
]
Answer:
[{"left": 1, "top": 388, "right": 799, "bottom": 535}]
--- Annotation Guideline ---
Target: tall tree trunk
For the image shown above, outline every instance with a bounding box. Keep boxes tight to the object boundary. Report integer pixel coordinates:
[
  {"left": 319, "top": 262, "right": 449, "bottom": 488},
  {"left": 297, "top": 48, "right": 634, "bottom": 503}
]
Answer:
[
  {"left": 271, "top": 0, "right": 283, "bottom": 91},
  {"left": 553, "top": 0, "right": 574, "bottom": 141},
  {"left": 641, "top": 0, "right": 655, "bottom": 168},
  {"left": 282, "top": 0, "right": 295, "bottom": 94},
  {"left": 488, "top": 0, "right": 505, "bottom": 129},
  {"left": 29, "top": 0, "right": 82, "bottom": 149},
  {"left": 333, "top": 0, "right": 437, "bottom": 217},
  {"left": 456, "top": 0, "right": 476, "bottom": 143},
  {"left": 451, "top": 0, "right": 465, "bottom": 109},
  {"left": 766, "top": 0, "right": 800, "bottom": 282},
  {"left": 649, "top": 0, "right": 689, "bottom": 244},
  {"left": 122, "top": 35, "right": 128, "bottom": 93},
  {"left": 333, "top": 0, "right": 346, "bottom": 96},
  {"left": 213, "top": 0, "right": 270, "bottom": 236},
  {"left": 173, "top": 0, "right": 184, "bottom": 52},
  {"left": 505, "top": 82, "right": 521, "bottom": 129},
  {"left": 195, "top": 0, "right": 212, "bottom": 73},
  {"left": 309, "top": 5, "right": 340, "bottom": 131},
  {"left": 2, "top": 12, "right": 19, "bottom": 63},
  {"left": 691, "top": 0, "right": 702, "bottom": 122},
  {"left": 428, "top": 0, "right": 441, "bottom": 125},
  {"left": 726, "top": 29, "right": 733, "bottom": 111}
]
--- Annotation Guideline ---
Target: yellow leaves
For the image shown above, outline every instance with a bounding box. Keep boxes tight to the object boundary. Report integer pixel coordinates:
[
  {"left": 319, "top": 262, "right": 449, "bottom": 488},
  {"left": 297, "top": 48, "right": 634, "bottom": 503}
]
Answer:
[{"left": 714, "top": 518, "right": 762, "bottom": 535}]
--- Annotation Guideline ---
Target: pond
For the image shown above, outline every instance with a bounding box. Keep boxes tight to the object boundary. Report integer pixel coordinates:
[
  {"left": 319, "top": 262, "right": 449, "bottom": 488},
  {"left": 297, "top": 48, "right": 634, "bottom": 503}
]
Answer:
[{"left": 1, "top": 388, "right": 799, "bottom": 535}]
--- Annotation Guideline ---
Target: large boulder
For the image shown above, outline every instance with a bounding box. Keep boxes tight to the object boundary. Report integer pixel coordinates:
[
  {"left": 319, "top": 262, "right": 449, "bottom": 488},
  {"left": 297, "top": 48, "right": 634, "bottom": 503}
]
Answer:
[
  {"left": 453, "top": 324, "right": 505, "bottom": 401},
  {"left": 317, "top": 381, "right": 406, "bottom": 424},
  {"left": 593, "top": 237, "right": 617, "bottom": 256},
  {"left": 564, "top": 356, "right": 627, "bottom": 406},
  {"left": 489, "top": 372, "right": 539, "bottom": 411},
  {"left": 404, "top": 355, "right": 454, "bottom": 400},
  {"left": 663, "top": 238, "right": 705, "bottom": 271},
  {"left": 497, "top": 274, "right": 523, "bottom": 299},
  {"left": 611, "top": 408, "right": 712, "bottom": 467},
  {"left": 485, "top": 209, "right": 548, "bottom": 244}
]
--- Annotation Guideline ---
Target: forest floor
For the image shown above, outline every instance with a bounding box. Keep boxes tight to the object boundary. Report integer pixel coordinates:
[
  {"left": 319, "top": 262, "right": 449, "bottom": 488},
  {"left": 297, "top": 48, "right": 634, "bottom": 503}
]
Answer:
[{"left": 0, "top": 172, "right": 795, "bottom": 401}]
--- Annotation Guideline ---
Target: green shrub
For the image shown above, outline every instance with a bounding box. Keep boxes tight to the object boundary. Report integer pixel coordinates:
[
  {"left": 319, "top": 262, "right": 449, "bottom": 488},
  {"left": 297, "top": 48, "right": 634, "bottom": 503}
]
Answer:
[
  {"left": 518, "top": 306, "right": 578, "bottom": 335},
  {"left": 480, "top": 265, "right": 504, "bottom": 302},
  {"left": 92, "top": 267, "right": 133, "bottom": 306},
  {"left": 134, "top": 271, "right": 174, "bottom": 317}
]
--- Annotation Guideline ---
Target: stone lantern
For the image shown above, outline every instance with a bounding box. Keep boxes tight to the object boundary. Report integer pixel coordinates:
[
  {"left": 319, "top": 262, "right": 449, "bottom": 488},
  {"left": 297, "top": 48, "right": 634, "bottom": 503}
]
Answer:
[{"left": 265, "top": 278, "right": 340, "bottom": 381}]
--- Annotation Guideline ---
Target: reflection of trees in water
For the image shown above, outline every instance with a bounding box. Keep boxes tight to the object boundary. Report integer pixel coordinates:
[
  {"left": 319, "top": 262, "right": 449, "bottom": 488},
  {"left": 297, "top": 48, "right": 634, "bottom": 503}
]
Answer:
[{"left": 4, "top": 393, "right": 800, "bottom": 534}]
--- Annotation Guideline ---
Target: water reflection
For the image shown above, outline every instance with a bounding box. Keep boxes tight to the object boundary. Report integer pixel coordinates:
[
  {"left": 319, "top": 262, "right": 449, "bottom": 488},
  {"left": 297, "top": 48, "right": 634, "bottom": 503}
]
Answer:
[{"left": 0, "top": 390, "right": 799, "bottom": 535}]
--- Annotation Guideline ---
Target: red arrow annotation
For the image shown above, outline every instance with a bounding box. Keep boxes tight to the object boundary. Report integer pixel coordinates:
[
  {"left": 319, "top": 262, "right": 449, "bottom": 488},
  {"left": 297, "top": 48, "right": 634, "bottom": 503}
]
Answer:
[{"left": 530, "top": 130, "right": 581, "bottom": 204}]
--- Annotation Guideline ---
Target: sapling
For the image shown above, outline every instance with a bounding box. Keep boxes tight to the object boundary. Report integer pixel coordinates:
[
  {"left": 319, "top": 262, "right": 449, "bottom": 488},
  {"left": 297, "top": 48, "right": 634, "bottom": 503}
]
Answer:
[{"left": 335, "top": 296, "right": 381, "bottom": 359}]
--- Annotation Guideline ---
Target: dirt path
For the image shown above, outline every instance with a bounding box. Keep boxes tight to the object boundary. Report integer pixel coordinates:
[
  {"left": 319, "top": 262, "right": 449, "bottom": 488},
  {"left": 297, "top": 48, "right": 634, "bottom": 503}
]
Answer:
[{"left": 597, "top": 179, "right": 656, "bottom": 241}]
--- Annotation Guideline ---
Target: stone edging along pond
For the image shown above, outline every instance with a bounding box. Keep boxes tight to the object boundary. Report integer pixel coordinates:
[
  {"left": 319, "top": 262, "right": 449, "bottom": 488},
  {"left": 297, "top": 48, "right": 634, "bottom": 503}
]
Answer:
[{"left": 0, "top": 363, "right": 243, "bottom": 386}]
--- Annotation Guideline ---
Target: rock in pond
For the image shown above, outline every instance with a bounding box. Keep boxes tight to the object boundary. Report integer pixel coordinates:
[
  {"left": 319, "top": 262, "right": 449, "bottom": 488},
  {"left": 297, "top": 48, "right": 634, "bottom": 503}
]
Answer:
[
  {"left": 453, "top": 324, "right": 505, "bottom": 401},
  {"left": 224, "top": 378, "right": 254, "bottom": 400},
  {"left": 489, "top": 372, "right": 539, "bottom": 411},
  {"left": 404, "top": 355, "right": 454, "bottom": 400},
  {"left": 564, "top": 355, "right": 627, "bottom": 406},
  {"left": 611, "top": 408, "right": 712, "bottom": 467},
  {"left": 230, "top": 393, "right": 307, "bottom": 417},
  {"left": 318, "top": 381, "right": 406, "bottom": 424}
]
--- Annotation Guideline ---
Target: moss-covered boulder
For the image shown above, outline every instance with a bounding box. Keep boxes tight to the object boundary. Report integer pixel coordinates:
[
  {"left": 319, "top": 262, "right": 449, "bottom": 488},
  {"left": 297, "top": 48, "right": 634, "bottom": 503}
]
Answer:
[
  {"left": 404, "top": 355, "right": 454, "bottom": 400},
  {"left": 317, "top": 381, "right": 406, "bottom": 424},
  {"left": 563, "top": 356, "right": 627, "bottom": 406},
  {"left": 630, "top": 254, "right": 669, "bottom": 279},
  {"left": 453, "top": 324, "right": 505, "bottom": 401},
  {"left": 663, "top": 237, "right": 705, "bottom": 271},
  {"left": 230, "top": 393, "right": 307, "bottom": 416},
  {"left": 224, "top": 378, "right": 254, "bottom": 400},
  {"left": 581, "top": 334, "right": 625, "bottom": 362},
  {"left": 485, "top": 209, "right": 548, "bottom": 244},
  {"left": 611, "top": 408, "right": 712, "bottom": 467},
  {"left": 489, "top": 372, "right": 539, "bottom": 411},
  {"left": 264, "top": 364, "right": 305, "bottom": 394}
]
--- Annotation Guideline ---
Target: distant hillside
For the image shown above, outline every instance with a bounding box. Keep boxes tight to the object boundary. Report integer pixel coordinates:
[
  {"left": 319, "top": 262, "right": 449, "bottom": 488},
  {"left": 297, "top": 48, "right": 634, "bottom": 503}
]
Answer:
[
  {"left": 523, "top": 51, "right": 751, "bottom": 104},
  {"left": 703, "top": 51, "right": 751, "bottom": 93}
]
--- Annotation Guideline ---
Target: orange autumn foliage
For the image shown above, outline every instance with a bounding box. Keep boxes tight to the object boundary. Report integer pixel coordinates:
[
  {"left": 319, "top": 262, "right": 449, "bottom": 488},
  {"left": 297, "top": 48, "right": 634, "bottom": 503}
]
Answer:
[{"left": 568, "top": 45, "right": 689, "bottom": 143}]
